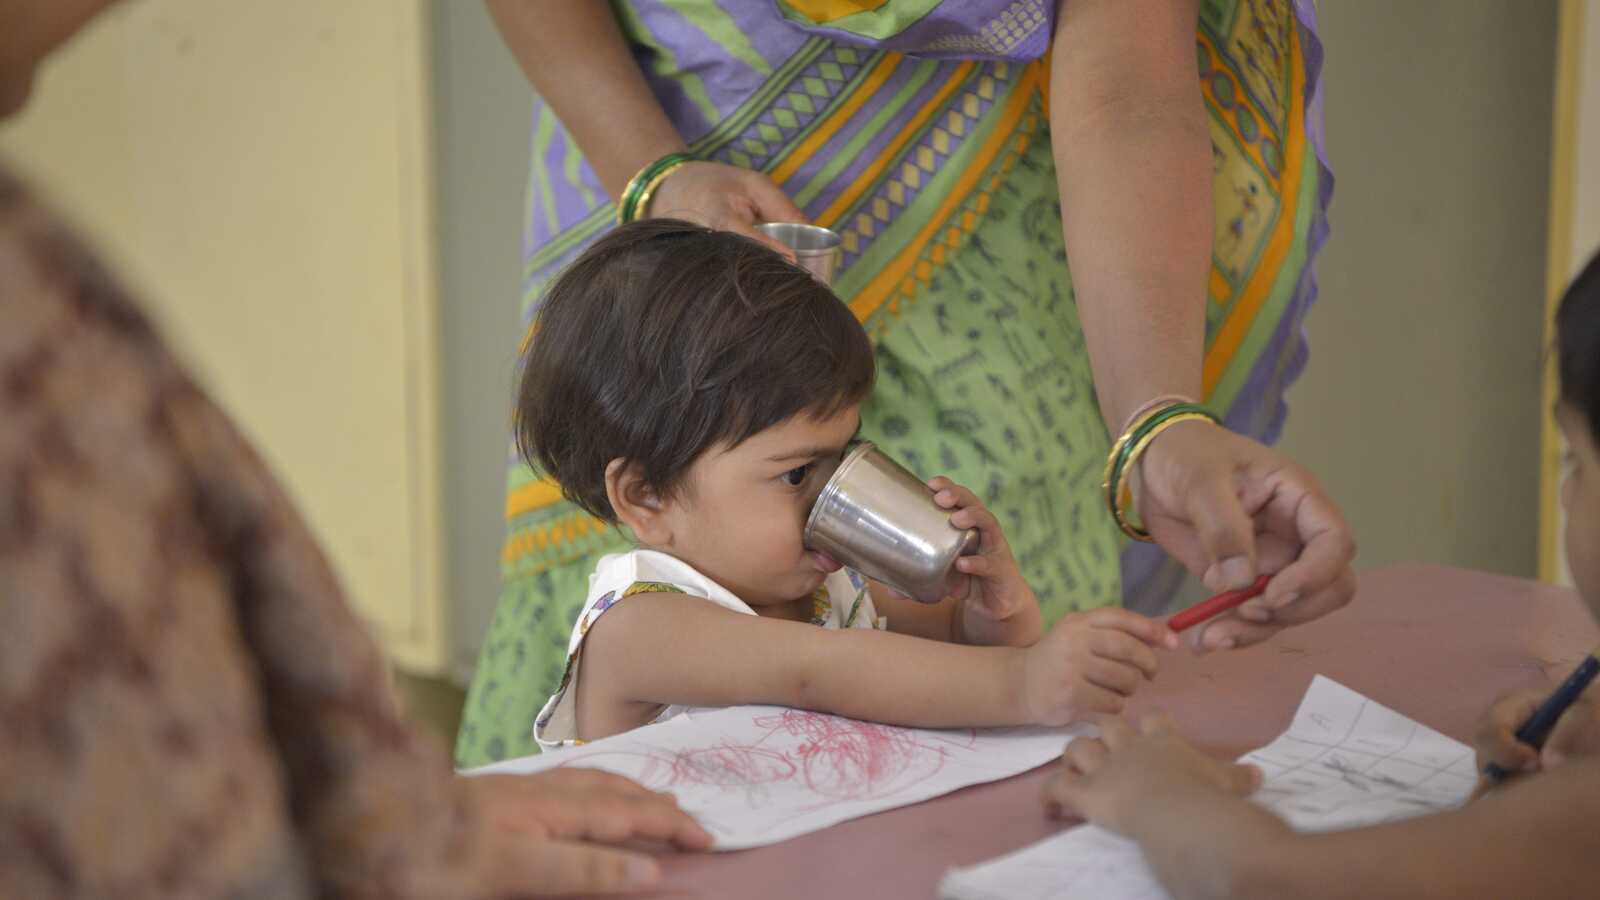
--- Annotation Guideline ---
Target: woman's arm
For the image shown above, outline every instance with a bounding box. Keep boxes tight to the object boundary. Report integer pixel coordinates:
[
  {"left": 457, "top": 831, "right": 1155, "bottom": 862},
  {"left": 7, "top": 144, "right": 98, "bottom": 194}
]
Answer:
[
  {"left": 485, "top": 0, "right": 684, "bottom": 197},
  {"left": 486, "top": 1, "right": 804, "bottom": 234},
  {"left": 1047, "top": 0, "right": 1355, "bottom": 639},
  {"left": 1048, "top": 0, "right": 1210, "bottom": 433}
]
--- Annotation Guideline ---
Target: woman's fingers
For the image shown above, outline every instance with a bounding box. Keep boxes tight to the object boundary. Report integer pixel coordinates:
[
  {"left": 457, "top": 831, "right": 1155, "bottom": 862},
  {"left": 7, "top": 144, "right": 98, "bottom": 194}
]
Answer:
[{"left": 490, "top": 836, "right": 663, "bottom": 897}]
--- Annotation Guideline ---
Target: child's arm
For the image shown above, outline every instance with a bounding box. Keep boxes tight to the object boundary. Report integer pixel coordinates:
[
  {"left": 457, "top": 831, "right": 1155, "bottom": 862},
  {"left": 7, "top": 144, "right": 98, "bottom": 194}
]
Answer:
[
  {"left": 578, "top": 592, "right": 1172, "bottom": 735},
  {"left": 867, "top": 476, "right": 1048, "bottom": 648},
  {"left": 1043, "top": 714, "right": 1600, "bottom": 900}
]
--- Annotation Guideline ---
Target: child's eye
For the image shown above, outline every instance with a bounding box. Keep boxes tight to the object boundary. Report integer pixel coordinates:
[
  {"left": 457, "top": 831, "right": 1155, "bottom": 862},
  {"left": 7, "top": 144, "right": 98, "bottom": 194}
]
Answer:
[{"left": 782, "top": 463, "right": 813, "bottom": 487}]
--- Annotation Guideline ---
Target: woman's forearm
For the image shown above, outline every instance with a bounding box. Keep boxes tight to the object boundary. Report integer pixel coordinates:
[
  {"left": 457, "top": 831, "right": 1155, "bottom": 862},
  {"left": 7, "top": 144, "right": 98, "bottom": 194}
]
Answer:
[
  {"left": 1048, "top": 0, "right": 1211, "bottom": 432},
  {"left": 486, "top": 0, "right": 686, "bottom": 196}
]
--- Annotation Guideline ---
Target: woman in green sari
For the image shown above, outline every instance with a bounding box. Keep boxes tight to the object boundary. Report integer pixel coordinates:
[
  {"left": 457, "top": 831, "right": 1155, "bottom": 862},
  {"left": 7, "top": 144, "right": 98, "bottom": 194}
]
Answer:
[{"left": 458, "top": 0, "right": 1349, "bottom": 767}]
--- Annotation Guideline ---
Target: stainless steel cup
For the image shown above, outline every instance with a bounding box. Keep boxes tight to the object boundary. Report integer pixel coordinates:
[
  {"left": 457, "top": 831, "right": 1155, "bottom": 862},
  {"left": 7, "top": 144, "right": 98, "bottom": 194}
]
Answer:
[
  {"left": 755, "top": 222, "right": 842, "bottom": 285},
  {"left": 803, "top": 442, "right": 980, "bottom": 604}
]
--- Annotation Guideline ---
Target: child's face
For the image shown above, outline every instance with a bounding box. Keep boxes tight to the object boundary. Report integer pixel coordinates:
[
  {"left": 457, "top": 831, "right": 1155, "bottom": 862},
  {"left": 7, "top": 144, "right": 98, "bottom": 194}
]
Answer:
[
  {"left": 1558, "top": 401, "right": 1600, "bottom": 616},
  {"left": 657, "top": 405, "right": 862, "bottom": 609}
]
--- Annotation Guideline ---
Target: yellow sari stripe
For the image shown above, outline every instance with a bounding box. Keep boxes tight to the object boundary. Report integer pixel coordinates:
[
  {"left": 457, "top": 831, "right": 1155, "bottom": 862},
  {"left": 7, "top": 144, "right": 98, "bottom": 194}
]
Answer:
[
  {"left": 783, "top": 0, "right": 892, "bottom": 24},
  {"left": 813, "top": 62, "right": 976, "bottom": 226},
  {"left": 1201, "top": 25, "right": 1306, "bottom": 395},
  {"left": 506, "top": 477, "right": 565, "bottom": 519},
  {"left": 846, "top": 62, "right": 1042, "bottom": 324},
  {"left": 501, "top": 510, "right": 608, "bottom": 565},
  {"left": 1208, "top": 267, "right": 1233, "bottom": 304},
  {"left": 769, "top": 54, "right": 903, "bottom": 186}
]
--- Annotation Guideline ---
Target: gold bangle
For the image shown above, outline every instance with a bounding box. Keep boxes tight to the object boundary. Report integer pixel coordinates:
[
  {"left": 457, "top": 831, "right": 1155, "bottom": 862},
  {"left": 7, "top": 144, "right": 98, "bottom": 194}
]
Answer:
[
  {"left": 1116, "top": 393, "right": 1198, "bottom": 443},
  {"left": 615, "top": 152, "right": 693, "bottom": 225},
  {"left": 631, "top": 158, "right": 693, "bottom": 222},
  {"left": 1113, "top": 411, "right": 1218, "bottom": 541}
]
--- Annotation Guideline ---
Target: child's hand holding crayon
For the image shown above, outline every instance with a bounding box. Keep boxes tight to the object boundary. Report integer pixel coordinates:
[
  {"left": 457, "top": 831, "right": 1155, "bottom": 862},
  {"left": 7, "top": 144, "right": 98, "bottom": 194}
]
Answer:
[
  {"left": 1018, "top": 608, "right": 1179, "bottom": 724},
  {"left": 1474, "top": 681, "right": 1600, "bottom": 792}
]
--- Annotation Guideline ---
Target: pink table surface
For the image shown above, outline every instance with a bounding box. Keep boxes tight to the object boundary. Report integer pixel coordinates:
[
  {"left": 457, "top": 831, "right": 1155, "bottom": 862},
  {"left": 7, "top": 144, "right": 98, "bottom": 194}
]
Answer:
[{"left": 638, "top": 564, "right": 1596, "bottom": 899}]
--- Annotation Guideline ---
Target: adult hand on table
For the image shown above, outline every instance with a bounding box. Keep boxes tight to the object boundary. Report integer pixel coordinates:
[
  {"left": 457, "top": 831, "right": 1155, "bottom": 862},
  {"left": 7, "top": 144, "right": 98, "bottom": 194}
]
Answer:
[
  {"left": 465, "top": 768, "right": 713, "bottom": 896},
  {"left": 1132, "top": 419, "right": 1358, "bottom": 654},
  {"left": 648, "top": 160, "right": 807, "bottom": 253}
]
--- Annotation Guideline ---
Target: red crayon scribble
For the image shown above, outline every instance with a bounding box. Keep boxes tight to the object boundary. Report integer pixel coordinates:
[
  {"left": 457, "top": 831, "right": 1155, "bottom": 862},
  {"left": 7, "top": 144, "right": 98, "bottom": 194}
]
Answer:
[{"left": 565, "top": 710, "right": 983, "bottom": 810}]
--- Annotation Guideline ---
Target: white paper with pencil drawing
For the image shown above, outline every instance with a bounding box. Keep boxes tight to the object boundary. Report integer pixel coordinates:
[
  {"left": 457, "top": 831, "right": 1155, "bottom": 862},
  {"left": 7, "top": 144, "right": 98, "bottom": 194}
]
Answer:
[
  {"left": 940, "top": 675, "right": 1479, "bottom": 900},
  {"left": 468, "top": 705, "right": 1085, "bottom": 850}
]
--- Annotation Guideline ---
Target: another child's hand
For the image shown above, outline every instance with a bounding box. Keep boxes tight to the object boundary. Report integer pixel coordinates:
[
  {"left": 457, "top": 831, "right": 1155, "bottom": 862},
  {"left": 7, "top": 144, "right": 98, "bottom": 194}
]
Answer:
[
  {"left": 1472, "top": 686, "right": 1600, "bottom": 795},
  {"left": 1020, "top": 608, "right": 1178, "bottom": 724},
  {"left": 929, "top": 476, "right": 1040, "bottom": 646},
  {"left": 1041, "top": 713, "right": 1261, "bottom": 836}
]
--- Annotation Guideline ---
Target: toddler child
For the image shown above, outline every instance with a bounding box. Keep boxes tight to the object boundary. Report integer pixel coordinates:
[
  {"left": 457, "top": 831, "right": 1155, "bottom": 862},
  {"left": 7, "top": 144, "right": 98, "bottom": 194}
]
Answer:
[{"left": 515, "top": 219, "right": 1179, "bottom": 749}]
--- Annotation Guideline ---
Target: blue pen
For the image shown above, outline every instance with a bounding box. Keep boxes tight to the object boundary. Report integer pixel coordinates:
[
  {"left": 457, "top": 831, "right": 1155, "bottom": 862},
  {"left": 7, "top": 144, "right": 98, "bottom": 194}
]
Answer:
[{"left": 1483, "top": 649, "right": 1600, "bottom": 784}]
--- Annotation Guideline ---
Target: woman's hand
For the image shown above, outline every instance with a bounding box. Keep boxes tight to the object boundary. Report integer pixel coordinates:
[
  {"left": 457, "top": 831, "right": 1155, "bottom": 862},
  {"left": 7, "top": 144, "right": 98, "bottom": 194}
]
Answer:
[
  {"left": 1041, "top": 712, "right": 1261, "bottom": 836},
  {"left": 1133, "top": 419, "right": 1357, "bottom": 653},
  {"left": 465, "top": 768, "right": 713, "bottom": 896},
  {"left": 648, "top": 161, "right": 806, "bottom": 249}
]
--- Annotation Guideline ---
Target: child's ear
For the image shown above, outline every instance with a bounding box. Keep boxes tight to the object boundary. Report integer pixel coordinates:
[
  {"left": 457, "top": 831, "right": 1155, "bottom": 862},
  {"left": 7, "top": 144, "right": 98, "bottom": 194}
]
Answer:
[{"left": 605, "top": 458, "right": 672, "bottom": 545}]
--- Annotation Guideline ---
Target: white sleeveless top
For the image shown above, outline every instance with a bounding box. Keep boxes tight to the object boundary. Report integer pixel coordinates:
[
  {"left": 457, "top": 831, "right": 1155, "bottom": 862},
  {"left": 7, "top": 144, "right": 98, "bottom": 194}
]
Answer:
[{"left": 533, "top": 548, "right": 884, "bottom": 750}]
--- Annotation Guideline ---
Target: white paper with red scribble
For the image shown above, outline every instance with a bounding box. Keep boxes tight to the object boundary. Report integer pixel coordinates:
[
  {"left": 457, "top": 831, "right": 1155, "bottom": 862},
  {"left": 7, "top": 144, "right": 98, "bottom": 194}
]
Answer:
[{"left": 467, "top": 706, "right": 1085, "bottom": 849}]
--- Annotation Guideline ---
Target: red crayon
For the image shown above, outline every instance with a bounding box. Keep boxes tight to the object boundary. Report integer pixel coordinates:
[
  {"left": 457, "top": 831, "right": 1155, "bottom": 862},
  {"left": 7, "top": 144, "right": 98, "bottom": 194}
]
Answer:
[{"left": 1168, "top": 574, "right": 1273, "bottom": 633}]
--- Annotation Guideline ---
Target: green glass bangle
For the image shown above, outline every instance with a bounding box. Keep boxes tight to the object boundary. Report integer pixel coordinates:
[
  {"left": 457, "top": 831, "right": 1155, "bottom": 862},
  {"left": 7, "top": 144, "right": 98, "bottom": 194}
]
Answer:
[
  {"left": 1103, "top": 401, "right": 1220, "bottom": 532},
  {"left": 617, "top": 152, "right": 695, "bottom": 224}
]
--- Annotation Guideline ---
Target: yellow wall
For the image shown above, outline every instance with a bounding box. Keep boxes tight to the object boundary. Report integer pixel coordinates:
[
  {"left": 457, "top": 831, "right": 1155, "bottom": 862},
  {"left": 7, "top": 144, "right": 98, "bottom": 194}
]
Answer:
[
  {"left": 0, "top": 0, "right": 448, "bottom": 671},
  {"left": 1275, "top": 2, "right": 1556, "bottom": 580},
  {"left": 1541, "top": 0, "right": 1598, "bottom": 586}
]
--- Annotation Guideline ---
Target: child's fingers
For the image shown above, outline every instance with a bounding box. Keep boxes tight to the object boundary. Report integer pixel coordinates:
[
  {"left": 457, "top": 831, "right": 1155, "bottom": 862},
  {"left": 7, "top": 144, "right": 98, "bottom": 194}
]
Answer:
[
  {"left": 1080, "top": 607, "right": 1179, "bottom": 650},
  {"left": 1067, "top": 683, "right": 1126, "bottom": 717},
  {"left": 1061, "top": 735, "right": 1110, "bottom": 775},
  {"left": 1542, "top": 698, "right": 1600, "bottom": 768},
  {"left": 928, "top": 477, "right": 981, "bottom": 510},
  {"left": 1219, "top": 762, "right": 1264, "bottom": 796},
  {"left": 1098, "top": 716, "right": 1135, "bottom": 750},
  {"left": 1137, "top": 710, "right": 1176, "bottom": 736},
  {"left": 1472, "top": 690, "right": 1544, "bottom": 775},
  {"left": 1083, "top": 658, "right": 1145, "bottom": 697},
  {"left": 1087, "top": 629, "right": 1161, "bottom": 680},
  {"left": 955, "top": 554, "right": 996, "bottom": 578},
  {"left": 1040, "top": 769, "right": 1082, "bottom": 819},
  {"left": 947, "top": 502, "right": 1000, "bottom": 536}
]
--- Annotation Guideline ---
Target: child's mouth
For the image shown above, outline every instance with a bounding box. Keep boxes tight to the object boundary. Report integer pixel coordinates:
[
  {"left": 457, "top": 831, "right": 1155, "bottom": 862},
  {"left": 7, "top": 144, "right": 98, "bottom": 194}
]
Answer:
[{"left": 809, "top": 549, "right": 843, "bottom": 573}]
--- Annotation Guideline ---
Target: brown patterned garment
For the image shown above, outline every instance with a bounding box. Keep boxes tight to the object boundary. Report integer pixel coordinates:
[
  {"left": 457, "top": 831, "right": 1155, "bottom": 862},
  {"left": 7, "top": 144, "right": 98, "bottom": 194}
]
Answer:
[{"left": 0, "top": 164, "right": 487, "bottom": 897}]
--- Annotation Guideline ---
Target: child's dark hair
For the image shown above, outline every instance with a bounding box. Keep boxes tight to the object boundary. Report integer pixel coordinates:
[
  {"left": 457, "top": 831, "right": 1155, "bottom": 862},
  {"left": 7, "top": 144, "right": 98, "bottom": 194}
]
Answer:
[
  {"left": 515, "top": 219, "right": 876, "bottom": 522},
  {"left": 1558, "top": 249, "right": 1600, "bottom": 443}
]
